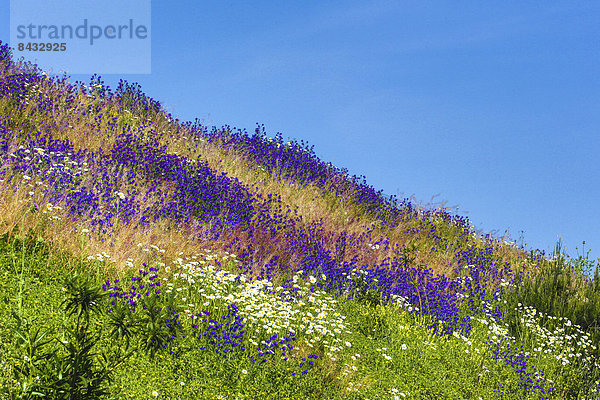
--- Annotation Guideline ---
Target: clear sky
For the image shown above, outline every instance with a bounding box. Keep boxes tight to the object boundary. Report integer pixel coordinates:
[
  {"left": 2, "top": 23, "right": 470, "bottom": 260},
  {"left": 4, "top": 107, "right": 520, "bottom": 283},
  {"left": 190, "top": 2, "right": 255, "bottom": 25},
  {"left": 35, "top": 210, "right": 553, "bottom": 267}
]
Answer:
[{"left": 2, "top": 1, "right": 599, "bottom": 269}]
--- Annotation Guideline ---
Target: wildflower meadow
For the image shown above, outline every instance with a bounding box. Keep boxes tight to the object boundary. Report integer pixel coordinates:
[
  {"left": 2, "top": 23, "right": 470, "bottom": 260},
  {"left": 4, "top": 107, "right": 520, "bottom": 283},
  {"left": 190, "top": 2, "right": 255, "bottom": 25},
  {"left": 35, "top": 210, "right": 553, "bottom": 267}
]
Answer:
[{"left": 0, "top": 40, "right": 599, "bottom": 399}]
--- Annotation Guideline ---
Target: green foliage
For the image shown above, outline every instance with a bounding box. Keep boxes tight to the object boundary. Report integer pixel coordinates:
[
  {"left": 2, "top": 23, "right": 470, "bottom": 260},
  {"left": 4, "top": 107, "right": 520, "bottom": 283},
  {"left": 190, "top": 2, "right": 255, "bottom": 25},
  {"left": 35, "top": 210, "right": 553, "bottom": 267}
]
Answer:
[
  {"left": 135, "top": 294, "right": 181, "bottom": 358},
  {"left": 8, "top": 313, "right": 56, "bottom": 398},
  {"left": 501, "top": 239, "right": 600, "bottom": 398},
  {"left": 399, "top": 243, "right": 418, "bottom": 268},
  {"left": 503, "top": 239, "right": 600, "bottom": 339},
  {"left": 4, "top": 270, "right": 130, "bottom": 399},
  {"left": 353, "top": 304, "right": 391, "bottom": 340},
  {"left": 351, "top": 272, "right": 387, "bottom": 308},
  {"left": 61, "top": 273, "right": 105, "bottom": 324},
  {"left": 338, "top": 299, "right": 541, "bottom": 399},
  {"left": 573, "top": 241, "right": 600, "bottom": 279},
  {"left": 1, "top": 210, "right": 600, "bottom": 398},
  {"left": 104, "top": 301, "right": 136, "bottom": 351}
]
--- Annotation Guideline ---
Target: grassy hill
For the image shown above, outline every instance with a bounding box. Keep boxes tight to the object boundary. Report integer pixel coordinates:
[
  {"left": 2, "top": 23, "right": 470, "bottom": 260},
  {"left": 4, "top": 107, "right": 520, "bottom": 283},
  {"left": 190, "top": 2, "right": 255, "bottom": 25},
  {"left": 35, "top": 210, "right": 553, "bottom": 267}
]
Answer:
[{"left": 0, "top": 40, "right": 599, "bottom": 399}]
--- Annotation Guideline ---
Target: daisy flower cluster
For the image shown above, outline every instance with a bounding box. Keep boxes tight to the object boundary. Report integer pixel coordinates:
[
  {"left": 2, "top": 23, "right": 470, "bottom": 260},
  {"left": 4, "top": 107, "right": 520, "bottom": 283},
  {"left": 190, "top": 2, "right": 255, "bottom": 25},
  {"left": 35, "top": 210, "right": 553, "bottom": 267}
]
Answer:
[
  {"left": 161, "top": 250, "right": 353, "bottom": 360},
  {"left": 514, "top": 303, "right": 598, "bottom": 367},
  {"left": 513, "top": 303, "right": 600, "bottom": 394}
]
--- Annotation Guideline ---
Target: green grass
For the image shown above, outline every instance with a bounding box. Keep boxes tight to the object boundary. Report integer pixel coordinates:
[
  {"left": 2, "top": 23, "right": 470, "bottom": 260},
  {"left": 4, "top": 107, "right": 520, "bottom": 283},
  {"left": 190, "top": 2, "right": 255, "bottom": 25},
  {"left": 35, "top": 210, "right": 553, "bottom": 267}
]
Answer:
[{"left": 1, "top": 232, "right": 599, "bottom": 399}]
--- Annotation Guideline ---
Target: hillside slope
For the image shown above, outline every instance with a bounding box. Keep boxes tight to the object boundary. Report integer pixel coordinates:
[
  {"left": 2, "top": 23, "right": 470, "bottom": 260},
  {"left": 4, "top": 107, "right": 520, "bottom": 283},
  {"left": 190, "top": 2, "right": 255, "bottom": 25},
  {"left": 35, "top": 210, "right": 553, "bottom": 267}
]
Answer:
[{"left": 1, "top": 41, "right": 599, "bottom": 399}]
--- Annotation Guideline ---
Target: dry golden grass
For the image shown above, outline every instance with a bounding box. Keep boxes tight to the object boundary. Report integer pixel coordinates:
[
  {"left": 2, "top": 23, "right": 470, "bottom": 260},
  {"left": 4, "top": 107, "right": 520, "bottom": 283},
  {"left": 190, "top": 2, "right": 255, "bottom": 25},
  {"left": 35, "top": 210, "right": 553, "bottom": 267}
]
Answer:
[
  {"left": 0, "top": 65, "right": 540, "bottom": 282},
  {"left": 0, "top": 179, "right": 213, "bottom": 280}
]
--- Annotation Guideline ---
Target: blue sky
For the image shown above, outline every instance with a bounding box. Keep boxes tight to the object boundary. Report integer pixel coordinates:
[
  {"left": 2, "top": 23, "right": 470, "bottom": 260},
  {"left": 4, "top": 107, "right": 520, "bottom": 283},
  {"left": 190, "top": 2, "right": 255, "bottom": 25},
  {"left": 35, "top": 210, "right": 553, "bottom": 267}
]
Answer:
[{"left": 2, "top": 1, "right": 599, "bottom": 269}]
